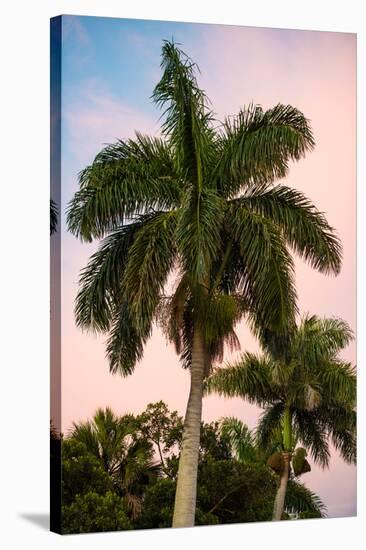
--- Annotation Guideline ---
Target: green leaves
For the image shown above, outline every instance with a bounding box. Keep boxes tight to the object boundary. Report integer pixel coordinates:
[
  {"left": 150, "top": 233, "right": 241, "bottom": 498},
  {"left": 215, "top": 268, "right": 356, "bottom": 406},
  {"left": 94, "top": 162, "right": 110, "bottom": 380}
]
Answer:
[
  {"left": 293, "top": 315, "right": 353, "bottom": 363},
  {"left": 238, "top": 185, "right": 342, "bottom": 275},
  {"left": 214, "top": 103, "right": 315, "bottom": 197},
  {"left": 208, "top": 313, "right": 356, "bottom": 472},
  {"left": 220, "top": 417, "right": 258, "bottom": 463},
  {"left": 50, "top": 198, "right": 58, "bottom": 235},
  {"left": 285, "top": 480, "right": 326, "bottom": 518},
  {"left": 122, "top": 210, "right": 178, "bottom": 332},
  {"left": 204, "top": 353, "right": 275, "bottom": 405},
  {"left": 228, "top": 205, "right": 297, "bottom": 332},
  {"left": 105, "top": 300, "right": 151, "bottom": 376},
  {"left": 67, "top": 135, "right": 181, "bottom": 241},
  {"left": 75, "top": 217, "right": 148, "bottom": 332},
  {"left": 176, "top": 188, "right": 224, "bottom": 285},
  {"left": 152, "top": 40, "right": 214, "bottom": 187}
]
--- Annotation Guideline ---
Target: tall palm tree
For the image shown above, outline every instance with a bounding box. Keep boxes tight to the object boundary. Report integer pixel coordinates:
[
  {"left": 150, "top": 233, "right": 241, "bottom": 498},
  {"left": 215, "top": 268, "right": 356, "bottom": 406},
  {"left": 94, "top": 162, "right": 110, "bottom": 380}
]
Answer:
[
  {"left": 205, "top": 315, "right": 356, "bottom": 520},
  {"left": 67, "top": 41, "right": 342, "bottom": 527},
  {"left": 70, "top": 408, "right": 158, "bottom": 519},
  {"left": 220, "top": 417, "right": 327, "bottom": 519}
]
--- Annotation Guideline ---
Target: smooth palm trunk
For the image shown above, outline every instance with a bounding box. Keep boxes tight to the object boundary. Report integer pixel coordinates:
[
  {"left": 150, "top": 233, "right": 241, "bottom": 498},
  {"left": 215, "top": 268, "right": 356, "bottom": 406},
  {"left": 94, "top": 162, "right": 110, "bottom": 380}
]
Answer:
[
  {"left": 272, "top": 452, "right": 290, "bottom": 520},
  {"left": 172, "top": 327, "right": 206, "bottom": 528}
]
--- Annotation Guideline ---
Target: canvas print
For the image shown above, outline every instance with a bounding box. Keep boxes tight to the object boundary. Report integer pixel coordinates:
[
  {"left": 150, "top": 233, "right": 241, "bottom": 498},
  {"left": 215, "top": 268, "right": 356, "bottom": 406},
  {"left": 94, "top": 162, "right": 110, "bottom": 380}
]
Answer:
[{"left": 50, "top": 15, "right": 356, "bottom": 535}]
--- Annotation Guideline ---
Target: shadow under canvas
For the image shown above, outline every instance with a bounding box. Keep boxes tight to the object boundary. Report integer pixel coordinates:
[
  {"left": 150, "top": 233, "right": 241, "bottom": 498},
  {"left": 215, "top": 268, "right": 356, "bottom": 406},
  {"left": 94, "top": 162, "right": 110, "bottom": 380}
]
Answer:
[{"left": 19, "top": 514, "right": 50, "bottom": 531}]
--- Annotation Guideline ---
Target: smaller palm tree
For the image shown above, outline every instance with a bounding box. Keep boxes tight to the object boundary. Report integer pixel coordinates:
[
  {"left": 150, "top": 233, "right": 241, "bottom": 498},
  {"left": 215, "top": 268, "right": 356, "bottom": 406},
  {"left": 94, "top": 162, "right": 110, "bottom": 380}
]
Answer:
[
  {"left": 205, "top": 315, "right": 356, "bottom": 520},
  {"left": 70, "top": 408, "right": 159, "bottom": 519},
  {"left": 220, "top": 417, "right": 326, "bottom": 519}
]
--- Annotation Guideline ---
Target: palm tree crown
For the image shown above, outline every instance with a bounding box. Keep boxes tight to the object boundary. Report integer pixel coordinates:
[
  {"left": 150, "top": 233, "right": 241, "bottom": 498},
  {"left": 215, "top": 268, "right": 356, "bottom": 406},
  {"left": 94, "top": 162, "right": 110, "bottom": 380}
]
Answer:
[
  {"left": 205, "top": 315, "right": 356, "bottom": 467},
  {"left": 67, "top": 40, "right": 342, "bottom": 527},
  {"left": 205, "top": 315, "right": 355, "bottom": 520}
]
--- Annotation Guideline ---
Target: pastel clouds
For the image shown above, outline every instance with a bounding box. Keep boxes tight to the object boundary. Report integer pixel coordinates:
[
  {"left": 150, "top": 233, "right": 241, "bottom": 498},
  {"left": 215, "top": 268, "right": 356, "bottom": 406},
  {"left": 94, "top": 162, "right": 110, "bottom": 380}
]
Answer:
[{"left": 62, "top": 80, "right": 160, "bottom": 166}]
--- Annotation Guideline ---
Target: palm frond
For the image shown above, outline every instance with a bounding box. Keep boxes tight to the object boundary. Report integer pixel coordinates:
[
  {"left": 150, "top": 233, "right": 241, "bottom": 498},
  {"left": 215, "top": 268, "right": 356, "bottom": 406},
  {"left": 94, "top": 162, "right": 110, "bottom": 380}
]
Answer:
[
  {"left": 74, "top": 215, "right": 154, "bottom": 332},
  {"left": 294, "top": 409, "right": 330, "bottom": 468},
  {"left": 256, "top": 403, "right": 285, "bottom": 450},
  {"left": 293, "top": 315, "right": 354, "bottom": 364},
  {"left": 176, "top": 188, "right": 224, "bottom": 285},
  {"left": 214, "top": 103, "right": 315, "bottom": 197},
  {"left": 152, "top": 40, "right": 215, "bottom": 187},
  {"left": 316, "top": 405, "right": 356, "bottom": 464},
  {"left": 228, "top": 206, "right": 297, "bottom": 332},
  {"left": 238, "top": 185, "right": 342, "bottom": 274},
  {"left": 320, "top": 360, "right": 356, "bottom": 407},
  {"left": 105, "top": 301, "right": 152, "bottom": 376},
  {"left": 67, "top": 134, "right": 181, "bottom": 241},
  {"left": 220, "top": 417, "right": 257, "bottom": 463},
  {"left": 122, "top": 210, "right": 178, "bottom": 332},
  {"left": 204, "top": 353, "right": 276, "bottom": 405},
  {"left": 285, "top": 479, "right": 327, "bottom": 518}
]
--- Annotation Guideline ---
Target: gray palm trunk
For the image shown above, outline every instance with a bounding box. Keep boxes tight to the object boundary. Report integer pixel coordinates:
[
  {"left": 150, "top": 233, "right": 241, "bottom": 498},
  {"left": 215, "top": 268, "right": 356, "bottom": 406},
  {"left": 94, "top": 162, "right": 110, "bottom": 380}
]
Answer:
[
  {"left": 172, "top": 327, "right": 206, "bottom": 528},
  {"left": 272, "top": 452, "right": 291, "bottom": 520}
]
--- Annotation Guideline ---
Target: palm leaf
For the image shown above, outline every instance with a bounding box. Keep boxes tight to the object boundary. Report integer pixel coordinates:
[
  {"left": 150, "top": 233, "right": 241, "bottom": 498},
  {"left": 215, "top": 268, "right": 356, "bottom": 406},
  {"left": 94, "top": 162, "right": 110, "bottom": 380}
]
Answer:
[
  {"left": 214, "top": 103, "right": 315, "bottom": 197},
  {"left": 122, "top": 210, "right": 178, "bottom": 332},
  {"left": 67, "top": 134, "right": 181, "bottom": 241},
  {"left": 228, "top": 206, "right": 297, "bottom": 332},
  {"left": 204, "top": 353, "right": 276, "bottom": 405},
  {"left": 237, "top": 185, "right": 342, "bottom": 274},
  {"left": 285, "top": 479, "right": 327, "bottom": 518}
]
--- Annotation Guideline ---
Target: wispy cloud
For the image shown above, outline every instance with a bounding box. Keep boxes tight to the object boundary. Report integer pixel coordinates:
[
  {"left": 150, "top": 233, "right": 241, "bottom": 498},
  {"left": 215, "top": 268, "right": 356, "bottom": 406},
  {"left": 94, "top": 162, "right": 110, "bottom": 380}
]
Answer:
[
  {"left": 62, "top": 16, "right": 91, "bottom": 47},
  {"left": 63, "top": 79, "right": 160, "bottom": 165}
]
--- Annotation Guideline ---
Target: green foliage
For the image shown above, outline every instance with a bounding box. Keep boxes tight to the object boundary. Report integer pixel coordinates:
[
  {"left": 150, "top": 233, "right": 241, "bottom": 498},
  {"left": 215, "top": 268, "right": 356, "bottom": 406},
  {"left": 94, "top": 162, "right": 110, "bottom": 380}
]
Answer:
[
  {"left": 204, "top": 352, "right": 275, "bottom": 405},
  {"left": 61, "top": 439, "right": 113, "bottom": 506},
  {"left": 206, "top": 315, "right": 356, "bottom": 468},
  {"left": 238, "top": 186, "right": 342, "bottom": 275},
  {"left": 285, "top": 480, "right": 326, "bottom": 518},
  {"left": 214, "top": 103, "right": 315, "bottom": 196},
  {"left": 220, "top": 417, "right": 258, "bottom": 463},
  {"left": 136, "top": 401, "right": 183, "bottom": 474},
  {"left": 137, "top": 478, "right": 177, "bottom": 529},
  {"left": 67, "top": 135, "right": 180, "bottom": 242},
  {"left": 61, "top": 402, "right": 329, "bottom": 530},
  {"left": 62, "top": 491, "right": 132, "bottom": 534},
  {"left": 197, "top": 459, "right": 276, "bottom": 524},
  {"left": 137, "top": 460, "right": 277, "bottom": 528},
  {"left": 69, "top": 407, "right": 158, "bottom": 520},
  {"left": 67, "top": 40, "right": 342, "bottom": 379},
  {"left": 122, "top": 210, "right": 178, "bottom": 334}
]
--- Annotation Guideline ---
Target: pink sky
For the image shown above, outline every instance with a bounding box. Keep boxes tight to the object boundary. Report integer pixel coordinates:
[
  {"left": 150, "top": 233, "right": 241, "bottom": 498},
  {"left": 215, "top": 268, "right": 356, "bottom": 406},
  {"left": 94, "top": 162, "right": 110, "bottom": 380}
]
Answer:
[{"left": 55, "top": 20, "right": 356, "bottom": 517}]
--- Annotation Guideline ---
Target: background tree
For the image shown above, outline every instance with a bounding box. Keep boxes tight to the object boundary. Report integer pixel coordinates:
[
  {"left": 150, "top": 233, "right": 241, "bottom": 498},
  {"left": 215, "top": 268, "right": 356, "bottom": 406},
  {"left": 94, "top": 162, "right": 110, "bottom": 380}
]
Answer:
[
  {"left": 67, "top": 41, "right": 341, "bottom": 527},
  {"left": 220, "top": 417, "right": 326, "bottom": 519},
  {"left": 205, "top": 315, "right": 356, "bottom": 520},
  {"left": 70, "top": 407, "right": 159, "bottom": 519},
  {"left": 136, "top": 401, "right": 183, "bottom": 476}
]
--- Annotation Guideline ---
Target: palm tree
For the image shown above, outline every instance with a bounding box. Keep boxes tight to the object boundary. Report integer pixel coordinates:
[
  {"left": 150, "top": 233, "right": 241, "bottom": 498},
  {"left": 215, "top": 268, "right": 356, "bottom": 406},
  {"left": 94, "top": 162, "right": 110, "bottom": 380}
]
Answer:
[
  {"left": 70, "top": 408, "right": 158, "bottom": 519},
  {"left": 67, "top": 41, "right": 342, "bottom": 527},
  {"left": 220, "top": 417, "right": 326, "bottom": 519},
  {"left": 50, "top": 198, "right": 58, "bottom": 235},
  {"left": 205, "top": 315, "right": 356, "bottom": 520}
]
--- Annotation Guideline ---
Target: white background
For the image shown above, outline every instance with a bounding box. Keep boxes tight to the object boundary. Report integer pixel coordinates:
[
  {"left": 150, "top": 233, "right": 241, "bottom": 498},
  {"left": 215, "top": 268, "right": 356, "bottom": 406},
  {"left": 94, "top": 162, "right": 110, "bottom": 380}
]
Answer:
[{"left": 0, "top": 1, "right": 365, "bottom": 548}]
